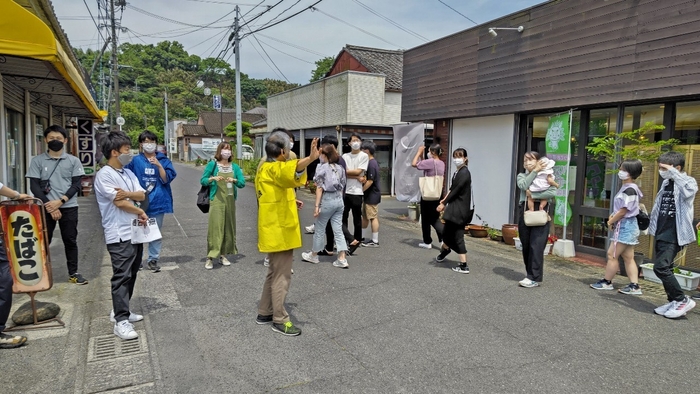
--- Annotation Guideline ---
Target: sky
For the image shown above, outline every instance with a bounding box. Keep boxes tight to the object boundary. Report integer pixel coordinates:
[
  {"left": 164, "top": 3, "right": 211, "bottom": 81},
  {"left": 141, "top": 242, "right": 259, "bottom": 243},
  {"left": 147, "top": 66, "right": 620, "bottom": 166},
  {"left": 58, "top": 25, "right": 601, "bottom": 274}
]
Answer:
[{"left": 53, "top": 0, "right": 545, "bottom": 84}]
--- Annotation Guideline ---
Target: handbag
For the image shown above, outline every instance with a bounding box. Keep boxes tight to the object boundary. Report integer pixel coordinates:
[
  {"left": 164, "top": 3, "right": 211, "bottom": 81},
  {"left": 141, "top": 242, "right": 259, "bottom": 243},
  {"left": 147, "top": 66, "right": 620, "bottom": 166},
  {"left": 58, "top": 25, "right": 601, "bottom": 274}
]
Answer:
[
  {"left": 419, "top": 160, "right": 443, "bottom": 201},
  {"left": 130, "top": 217, "right": 162, "bottom": 244},
  {"left": 197, "top": 185, "right": 210, "bottom": 213},
  {"left": 523, "top": 210, "right": 548, "bottom": 226},
  {"left": 39, "top": 159, "right": 62, "bottom": 194}
]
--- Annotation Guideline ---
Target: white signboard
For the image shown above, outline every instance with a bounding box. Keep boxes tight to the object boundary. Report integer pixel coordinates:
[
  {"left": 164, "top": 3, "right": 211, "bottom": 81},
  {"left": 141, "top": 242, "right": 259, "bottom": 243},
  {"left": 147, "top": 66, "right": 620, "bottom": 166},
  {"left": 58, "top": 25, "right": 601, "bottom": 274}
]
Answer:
[{"left": 77, "top": 119, "right": 95, "bottom": 175}]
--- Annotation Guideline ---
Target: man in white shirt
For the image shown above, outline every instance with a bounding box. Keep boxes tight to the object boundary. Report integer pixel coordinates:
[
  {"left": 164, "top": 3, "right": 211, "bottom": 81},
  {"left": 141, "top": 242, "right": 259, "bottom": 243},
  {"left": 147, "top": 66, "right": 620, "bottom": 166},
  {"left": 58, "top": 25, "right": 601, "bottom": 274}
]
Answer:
[
  {"left": 94, "top": 132, "right": 148, "bottom": 341},
  {"left": 342, "top": 133, "right": 369, "bottom": 243}
]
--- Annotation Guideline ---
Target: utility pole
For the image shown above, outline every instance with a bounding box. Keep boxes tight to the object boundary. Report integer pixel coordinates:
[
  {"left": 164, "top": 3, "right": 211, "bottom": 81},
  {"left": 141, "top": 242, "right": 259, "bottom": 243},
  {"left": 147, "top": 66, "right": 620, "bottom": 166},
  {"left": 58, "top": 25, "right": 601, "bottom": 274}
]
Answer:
[
  {"left": 234, "top": 5, "right": 242, "bottom": 160},
  {"left": 164, "top": 90, "right": 169, "bottom": 158},
  {"left": 110, "top": 0, "right": 120, "bottom": 129}
]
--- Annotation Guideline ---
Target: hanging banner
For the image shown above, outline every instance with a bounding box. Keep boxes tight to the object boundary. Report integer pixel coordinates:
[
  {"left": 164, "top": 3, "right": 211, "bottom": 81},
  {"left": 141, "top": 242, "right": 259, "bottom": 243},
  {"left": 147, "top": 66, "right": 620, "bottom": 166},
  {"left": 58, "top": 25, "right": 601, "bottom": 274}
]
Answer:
[
  {"left": 77, "top": 119, "right": 95, "bottom": 175},
  {"left": 0, "top": 200, "right": 52, "bottom": 293},
  {"left": 545, "top": 113, "right": 572, "bottom": 226},
  {"left": 392, "top": 123, "right": 423, "bottom": 202}
]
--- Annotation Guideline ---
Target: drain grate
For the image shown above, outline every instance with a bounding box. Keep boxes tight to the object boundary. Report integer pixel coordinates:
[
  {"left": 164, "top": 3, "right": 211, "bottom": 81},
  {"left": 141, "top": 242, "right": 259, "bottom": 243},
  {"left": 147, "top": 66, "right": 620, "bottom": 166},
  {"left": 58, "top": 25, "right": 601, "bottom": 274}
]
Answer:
[{"left": 88, "top": 331, "right": 148, "bottom": 362}]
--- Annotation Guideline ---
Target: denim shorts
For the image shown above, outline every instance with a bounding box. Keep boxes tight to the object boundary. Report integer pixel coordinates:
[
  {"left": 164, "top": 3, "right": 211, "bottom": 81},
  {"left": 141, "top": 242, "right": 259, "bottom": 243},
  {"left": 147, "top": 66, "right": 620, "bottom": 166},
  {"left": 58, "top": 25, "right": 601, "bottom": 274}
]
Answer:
[{"left": 613, "top": 217, "right": 639, "bottom": 245}]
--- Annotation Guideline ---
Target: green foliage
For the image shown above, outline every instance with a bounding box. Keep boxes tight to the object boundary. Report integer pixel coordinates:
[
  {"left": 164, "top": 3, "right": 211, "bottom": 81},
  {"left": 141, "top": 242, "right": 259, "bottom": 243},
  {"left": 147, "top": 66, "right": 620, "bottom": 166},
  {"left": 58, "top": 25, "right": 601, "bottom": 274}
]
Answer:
[
  {"left": 241, "top": 158, "right": 261, "bottom": 180},
  {"left": 224, "top": 121, "right": 252, "bottom": 137},
  {"left": 586, "top": 122, "right": 679, "bottom": 171},
  {"left": 310, "top": 56, "right": 335, "bottom": 82}
]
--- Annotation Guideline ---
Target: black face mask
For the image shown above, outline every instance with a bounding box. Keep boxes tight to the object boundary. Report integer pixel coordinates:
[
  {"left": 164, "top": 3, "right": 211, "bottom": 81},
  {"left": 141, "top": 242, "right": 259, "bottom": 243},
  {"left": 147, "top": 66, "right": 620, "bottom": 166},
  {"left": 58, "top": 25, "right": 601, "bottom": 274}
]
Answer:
[{"left": 48, "top": 140, "right": 64, "bottom": 152}]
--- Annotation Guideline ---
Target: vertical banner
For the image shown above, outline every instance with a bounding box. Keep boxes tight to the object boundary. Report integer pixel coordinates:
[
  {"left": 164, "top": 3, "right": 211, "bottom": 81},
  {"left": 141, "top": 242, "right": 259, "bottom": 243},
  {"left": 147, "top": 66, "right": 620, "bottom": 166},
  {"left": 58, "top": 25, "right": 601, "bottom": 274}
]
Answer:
[
  {"left": 545, "top": 113, "right": 572, "bottom": 227},
  {"left": 213, "top": 95, "right": 222, "bottom": 110},
  {"left": 0, "top": 201, "right": 52, "bottom": 293},
  {"left": 77, "top": 119, "right": 95, "bottom": 175},
  {"left": 392, "top": 123, "right": 423, "bottom": 202}
]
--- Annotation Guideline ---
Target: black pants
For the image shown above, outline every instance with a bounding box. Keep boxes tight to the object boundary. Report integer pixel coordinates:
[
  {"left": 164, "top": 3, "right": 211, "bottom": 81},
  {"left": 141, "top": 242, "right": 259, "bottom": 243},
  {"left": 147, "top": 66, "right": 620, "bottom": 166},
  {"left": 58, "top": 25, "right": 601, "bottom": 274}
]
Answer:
[
  {"left": 443, "top": 220, "right": 467, "bottom": 254},
  {"left": 342, "top": 194, "right": 363, "bottom": 241},
  {"left": 420, "top": 199, "right": 443, "bottom": 244},
  {"left": 107, "top": 241, "right": 143, "bottom": 322},
  {"left": 653, "top": 241, "right": 685, "bottom": 302},
  {"left": 325, "top": 221, "right": 354, "bottom": 252},
  {"left": 0, "top": 258, "right": 13, "bottom": 332},
  {"left": 518, "top": 208, "right": 549, "bottom": 282},
  {"left": 45, "top": 206, "right": 79, "bottom": 275}
]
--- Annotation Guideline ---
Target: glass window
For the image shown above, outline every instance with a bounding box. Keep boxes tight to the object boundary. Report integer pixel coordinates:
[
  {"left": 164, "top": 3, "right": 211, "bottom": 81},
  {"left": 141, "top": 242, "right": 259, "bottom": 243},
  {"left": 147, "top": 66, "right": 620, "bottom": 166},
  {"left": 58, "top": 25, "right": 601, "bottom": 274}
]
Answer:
[
  {"left": 585, "top": 108, "right": 618, "bottom": 207},
  {"left": 622, "top": 104, "right": 665, "bottom": 142},
  {"left": 4, "top": 108, "right": 26, "bottom": 192},
  {"left": 674, "top": 101, "right": 700, "bottom": 144},
  {"left": 580, "top": 215, "right": 608, "bottom": 248}
]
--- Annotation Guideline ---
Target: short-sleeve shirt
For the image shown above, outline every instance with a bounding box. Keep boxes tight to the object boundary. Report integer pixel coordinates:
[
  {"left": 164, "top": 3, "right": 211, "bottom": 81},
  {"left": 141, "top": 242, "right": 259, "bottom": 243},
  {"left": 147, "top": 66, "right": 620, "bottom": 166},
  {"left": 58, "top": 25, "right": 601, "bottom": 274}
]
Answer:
[
  {"left": 363, "top": 158, "right": 381, "bottom": 205},
  {"left": 342, "top": 151, "right": 369, "bottom": 196},
  {"left": 313, "top": 163, "right": 346, "bottom": 193},
  {"left": 94, "top": 165, "right": 146, "bottom": 244},
  {"left": 26, "top": 152, "right": 84, "bottom": 208},
  {"left": 416, "top": 158, "right": 445, "bottom": 177},
  {"left": 614, "top": 183, "right": 641, "bottom": 218},
  {"left": 655, "top": 180, "right": 677, "bottom": 243}
]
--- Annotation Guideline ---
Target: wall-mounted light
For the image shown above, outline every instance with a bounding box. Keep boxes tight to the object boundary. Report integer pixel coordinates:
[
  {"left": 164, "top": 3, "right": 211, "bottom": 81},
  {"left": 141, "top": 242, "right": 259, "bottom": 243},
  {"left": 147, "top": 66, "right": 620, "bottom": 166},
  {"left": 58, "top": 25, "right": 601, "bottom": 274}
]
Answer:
[{"left": 488, "top": 26, "right": 524, "bottom": 37}]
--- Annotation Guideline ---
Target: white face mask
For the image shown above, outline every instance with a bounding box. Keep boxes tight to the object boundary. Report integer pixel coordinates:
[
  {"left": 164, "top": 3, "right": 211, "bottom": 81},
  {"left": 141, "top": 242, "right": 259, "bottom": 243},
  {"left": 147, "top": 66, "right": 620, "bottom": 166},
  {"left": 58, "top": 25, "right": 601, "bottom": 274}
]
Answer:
[
  {"left": 319, "top": 155, "right": 327, "bottom": 163},
  {"left": 289, "top": 142, "right": 294, "bottom": 150},
  {"left": 220, "top": 150, "right": 232, "bottom": 159},
  {"left": 453, "top": 158, "right": 465, "bottom": 168},
  {"left": 618, "top": 170, "right": 630, "bottom": 180},
  {"left": 427, "top": 152, "right": 433, "bottom": 159},
  {"left": 118, "top": 153, "right": 133, "bottom": 166},
  {"left": 350, "top": 141, "right": 361, "bottom": 150},
  {"left": 143, "top": 143, "right": 156, "bottom": 153},
  {"left": 659, "top": 169, "right": 673, "bottom": 179}
]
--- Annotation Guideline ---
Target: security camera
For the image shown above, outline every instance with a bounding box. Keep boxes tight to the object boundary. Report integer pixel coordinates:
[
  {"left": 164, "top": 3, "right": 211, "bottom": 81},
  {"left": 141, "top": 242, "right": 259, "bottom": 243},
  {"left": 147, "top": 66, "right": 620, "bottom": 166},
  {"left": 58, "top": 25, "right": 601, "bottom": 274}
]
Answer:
[{"left": 488, "top": 28, "right": 497, "bottom": 37}]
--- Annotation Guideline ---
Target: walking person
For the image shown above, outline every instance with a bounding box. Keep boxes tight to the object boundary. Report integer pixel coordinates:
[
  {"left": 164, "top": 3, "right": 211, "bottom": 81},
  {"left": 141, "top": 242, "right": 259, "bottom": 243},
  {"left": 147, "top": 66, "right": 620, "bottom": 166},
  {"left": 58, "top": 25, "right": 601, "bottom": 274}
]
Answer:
[
  {"left": 125, "top": 130, "right": 177, "bottom": 272},
  {"left": 360, "top": 140, "right": 381, "bottom": 248},
  {"left": 649, "top": 152, "right": 698, "bottom": 318},
  {"left": 301, "top": 144, "right": 349, "bottom": 268},
  {"left": 255, "top": 131, "right": 319, "bottom": 336},
  {"left": 26, "top": 125, "right": 87, "bottom": 284},
  {"left": 435, "top": 148, "right": 472, "bottom": 274},
  {"left": 412, "top": 143, "right": 446, "bottom": 249},
  {"left": 516, "top": 151, "right": 557, "bottom": 288},
  {"left": 0, "top": 183, "right": 30, "bottom": 349},
  {"left": 201, "top": 142, "right": 245, "bottom": 270},
  {"left": 93, "top": 132, "right": 148, "bottom": 340},
  {"left": 342, "top": 133, "right": 369, "bottom": 243},
  {"left": 590, "top": 160, "right": 644, "bottom": 294}
]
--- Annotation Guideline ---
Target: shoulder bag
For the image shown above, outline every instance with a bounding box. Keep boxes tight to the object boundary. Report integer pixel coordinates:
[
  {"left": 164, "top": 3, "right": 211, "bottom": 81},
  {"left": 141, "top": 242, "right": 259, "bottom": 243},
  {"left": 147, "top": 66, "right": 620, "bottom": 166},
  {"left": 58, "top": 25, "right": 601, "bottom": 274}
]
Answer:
[
  {"left": 523, "top": 210, "right": 548, "bottom": 227},
  {"left": 419, "top": 160, "right": 444, "bottom": 201}
]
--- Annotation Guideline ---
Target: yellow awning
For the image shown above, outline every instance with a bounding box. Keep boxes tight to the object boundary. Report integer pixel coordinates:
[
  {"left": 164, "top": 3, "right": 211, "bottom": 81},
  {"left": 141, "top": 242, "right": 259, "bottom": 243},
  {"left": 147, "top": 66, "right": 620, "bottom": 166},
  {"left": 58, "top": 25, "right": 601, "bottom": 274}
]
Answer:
[{"left": 0, "top": 1, "right": 106, "bottom": 121}]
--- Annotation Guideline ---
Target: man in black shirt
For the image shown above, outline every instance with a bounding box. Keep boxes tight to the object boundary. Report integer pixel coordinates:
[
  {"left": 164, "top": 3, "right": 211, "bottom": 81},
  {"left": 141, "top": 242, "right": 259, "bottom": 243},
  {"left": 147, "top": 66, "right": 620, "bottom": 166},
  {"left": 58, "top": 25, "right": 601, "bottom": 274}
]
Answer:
[{"left": 360, "top": 141, "right": 381, "bottom": 247}]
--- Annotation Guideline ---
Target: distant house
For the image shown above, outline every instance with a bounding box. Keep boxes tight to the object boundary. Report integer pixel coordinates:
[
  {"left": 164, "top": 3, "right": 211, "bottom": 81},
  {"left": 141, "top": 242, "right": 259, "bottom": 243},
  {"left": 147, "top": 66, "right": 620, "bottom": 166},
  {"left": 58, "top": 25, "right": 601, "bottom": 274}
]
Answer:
[{"left": 267, "top": 45, "right": 405, "bottom": 193}]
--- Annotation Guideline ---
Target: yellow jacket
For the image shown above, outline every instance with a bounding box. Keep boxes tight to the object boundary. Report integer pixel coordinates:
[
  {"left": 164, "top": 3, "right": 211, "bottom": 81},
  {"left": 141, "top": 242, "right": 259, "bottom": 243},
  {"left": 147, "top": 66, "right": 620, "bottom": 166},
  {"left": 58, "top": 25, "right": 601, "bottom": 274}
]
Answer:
[{"left": 255, "top": 159, "right": 307, "bottom": 253}]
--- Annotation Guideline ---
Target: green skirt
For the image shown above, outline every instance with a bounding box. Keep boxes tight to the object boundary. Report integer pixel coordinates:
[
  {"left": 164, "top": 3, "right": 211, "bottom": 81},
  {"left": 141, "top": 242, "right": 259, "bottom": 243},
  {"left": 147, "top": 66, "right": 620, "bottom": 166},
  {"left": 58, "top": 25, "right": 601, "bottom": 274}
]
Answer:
[{"left": 207, "top": 179, "right": 237, "bottom": 258}]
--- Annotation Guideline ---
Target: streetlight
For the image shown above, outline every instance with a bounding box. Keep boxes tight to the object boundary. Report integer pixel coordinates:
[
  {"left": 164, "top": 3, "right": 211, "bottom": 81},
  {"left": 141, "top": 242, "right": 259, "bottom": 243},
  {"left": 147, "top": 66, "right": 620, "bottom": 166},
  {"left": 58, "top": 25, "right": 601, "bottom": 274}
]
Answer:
[{"left": 197, "top": 70, "right": 226, "bottom": 142}]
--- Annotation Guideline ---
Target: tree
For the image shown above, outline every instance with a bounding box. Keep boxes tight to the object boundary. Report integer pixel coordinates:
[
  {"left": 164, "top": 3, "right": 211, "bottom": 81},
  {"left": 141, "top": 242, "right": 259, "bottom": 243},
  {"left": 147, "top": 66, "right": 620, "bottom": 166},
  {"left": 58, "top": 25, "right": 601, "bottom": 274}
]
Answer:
[{"left": 310, "top": 56, "right": 335, "bottom": 82}]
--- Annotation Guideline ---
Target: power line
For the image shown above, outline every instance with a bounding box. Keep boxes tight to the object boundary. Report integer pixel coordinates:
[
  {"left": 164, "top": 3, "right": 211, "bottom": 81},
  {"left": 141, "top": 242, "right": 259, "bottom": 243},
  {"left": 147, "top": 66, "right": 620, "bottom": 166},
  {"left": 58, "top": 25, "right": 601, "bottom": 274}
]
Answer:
[
  {"left": 242, "top": 0, "right": 325, "bottom": 38},
  {"left": 82, "top": 0, "right": 107, "bottom": 43},
  {"left": 351, "top": 0, "right": 429, "bottom": 42},
  {"left": 186, "top": 0, "right": 270, "bottom": 5},
  {"left": 253, "top": 0, "right": 302, "bottom": 32},
  {"left": 310, "top": 7, "right": 402, "bottom": 48},
  {"left": 126, "top": 4, "right": 234, "bottom": 29},
  {"left": 242, "top": 18, "right": 290, "bottom": 82},
  {"left": 235, "top": 0, "right": 285, "bottom": 35},
  {"left": 243, "top": 36, "right": 283, "bottom": 81},
  {"left": 255, "top": 36, "right": 314, "bottom": 64},
  {"left": 257, "top": 33, "right": 327, "bottom": 57},
  {"left": 436, "top": 0, "right": 478, "bottom": 25}
]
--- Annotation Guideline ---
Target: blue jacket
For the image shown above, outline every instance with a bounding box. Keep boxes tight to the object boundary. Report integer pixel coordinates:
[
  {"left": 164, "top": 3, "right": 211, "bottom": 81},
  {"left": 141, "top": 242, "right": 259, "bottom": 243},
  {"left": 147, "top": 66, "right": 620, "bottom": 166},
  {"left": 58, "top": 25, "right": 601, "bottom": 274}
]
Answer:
[
  {"left": 201, "top": 160, "right": 245, "bottom": 200},
  {"left": 126, "top": 152, "right": 177, "bottom": 216}
]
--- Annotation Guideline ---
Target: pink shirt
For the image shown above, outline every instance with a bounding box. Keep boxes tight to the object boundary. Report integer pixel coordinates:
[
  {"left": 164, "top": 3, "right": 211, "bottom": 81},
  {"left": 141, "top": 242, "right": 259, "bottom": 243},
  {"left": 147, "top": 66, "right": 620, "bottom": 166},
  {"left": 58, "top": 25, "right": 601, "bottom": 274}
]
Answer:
[{"left": 416, "top": 158, "right": 445, "bottom": 177}]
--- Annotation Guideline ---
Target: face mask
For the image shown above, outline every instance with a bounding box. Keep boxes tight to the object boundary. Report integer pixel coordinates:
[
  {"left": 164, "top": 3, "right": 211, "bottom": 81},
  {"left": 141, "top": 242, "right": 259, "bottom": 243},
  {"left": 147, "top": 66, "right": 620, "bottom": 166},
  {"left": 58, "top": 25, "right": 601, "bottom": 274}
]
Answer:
[
  {"left": 48, "top": 140, "right": 64, "bottom": 152},
  {"left": 221, "top": 150, "right": 232, "bottom": 159},
  {"left": 453, "top": 158, "right": 465, "bottom": 168},
  {"left": 289, "top": 142, "right": 294, "bottom": 150},
  {"left": 350, "top": 141, "right": 361, "bottom": 150},
  {"left": 427, "top": 153, "right": 433, "bottom": 159},
  {"left": 659, "top": 169, "right": 673, "bottom": 179},
  {"left": 118, "top": 153, "right": 133, "bottom": 166},
  {"left": 618, "top": 170, "right": 630, "bottom": 180},
  {"left": 143, "top": 143, "right": 156, "bottom": 153}
]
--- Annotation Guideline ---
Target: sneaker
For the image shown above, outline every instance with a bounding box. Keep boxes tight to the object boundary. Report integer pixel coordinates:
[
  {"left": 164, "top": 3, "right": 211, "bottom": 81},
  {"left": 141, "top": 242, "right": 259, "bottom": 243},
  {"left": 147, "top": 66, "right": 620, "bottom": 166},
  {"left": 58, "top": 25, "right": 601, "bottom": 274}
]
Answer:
[
  {"left": 138, "top": 264, "right": 144, "bottom": 271},
  {"left": 692, "top": 293, "right": 700, "bottom": 300},
  {"left": 255, "top": 314, "right": 273, "bottom": 325},
  {"left": 69, "top": 273, "right": 88, "bottom": 285},
  {"left": 436, "top": 248, "right": 451, "bottom": 262},
  {"left": 664, "top": 296, "right": 696, "bottom": 319},
  {"left": 318, "top": 250, "right": 334, "bottom": 256},
  {"left": 205, "top": 258, "right": 213, "bottom": 270},
  {"left": 109, "top": 310, "right": 144, "bottom": 323},
  {"left": 301, "top": 251, "right": 320, "bottom": 264},
  {"left": 147, "top": 260, "right": 161, "bottom": 273},
  {"left": 347, "top": 242, "right": 360, "bottom": 256},
  {"left": 618, "top": 283, "right": 642, "bottom": 295},
  {"left": 361, "top": 240, "right": 379, "bottom": 248},
  {"left": 220, "top": 256, "right": 231, "bottom": 266},
  {"left": 263, "top": 257, "right": 270, "bottom": 267},
  {"left": 452, "top": 265, "right": 470, "bottom": 274},
  {"left": 304, "top": 224, "right": 315, "bottom": 234},
  {"left": 590, "top": 279, "right": 613, "bottom": 290},
  {"left": 332, "top": 259, "right": 349, "bottom": 269},
  {"left": 113, "top": 320, "right": 138, "bottom": 340},
  {"left": 0, "top": 332, "right": 27, "bottom": 349},
  {"left": 418, "top": 243, "right": 432, "bottom": 249},
  {"left": 271, "top": 321, "right": 302, "bottom": 336},
  {"left": 654, "top": 301, "right": 675, "bottom": 315},
  {"left": 520, "top": 279, "right": 539, "bottom": 288}
]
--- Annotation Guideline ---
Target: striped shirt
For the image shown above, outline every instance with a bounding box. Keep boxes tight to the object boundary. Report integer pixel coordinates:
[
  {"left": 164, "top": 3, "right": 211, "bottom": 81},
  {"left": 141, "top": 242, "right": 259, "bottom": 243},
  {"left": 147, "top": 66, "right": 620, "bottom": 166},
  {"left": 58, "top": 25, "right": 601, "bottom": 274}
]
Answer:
[{"left": 648, "top": 168, "right": 698, "bottom": 246}]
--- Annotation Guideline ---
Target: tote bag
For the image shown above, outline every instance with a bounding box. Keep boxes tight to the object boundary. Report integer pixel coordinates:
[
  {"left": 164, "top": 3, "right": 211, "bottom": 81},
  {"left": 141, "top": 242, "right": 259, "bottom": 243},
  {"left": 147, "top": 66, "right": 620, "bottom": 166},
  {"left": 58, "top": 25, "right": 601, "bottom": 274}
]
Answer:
[
  {"left": 130, "top": 217, "right": 162, "bottom": 244},
  {"left": 419, "top": 161, "right": 444, "bottom": 201},
  {"left": 197, "top": 185, "right": 210, "bottom": 213}
]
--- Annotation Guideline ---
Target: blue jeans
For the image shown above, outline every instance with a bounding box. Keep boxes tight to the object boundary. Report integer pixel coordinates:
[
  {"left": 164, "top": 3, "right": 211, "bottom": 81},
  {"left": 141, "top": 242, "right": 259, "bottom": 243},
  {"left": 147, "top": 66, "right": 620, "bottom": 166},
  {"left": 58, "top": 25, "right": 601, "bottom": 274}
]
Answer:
[
  {"left": 313, "top": 193, "right": 347, "bottom": 253},
  {"left": 147, "top": 214, "right": 165, "bottom": 262}
]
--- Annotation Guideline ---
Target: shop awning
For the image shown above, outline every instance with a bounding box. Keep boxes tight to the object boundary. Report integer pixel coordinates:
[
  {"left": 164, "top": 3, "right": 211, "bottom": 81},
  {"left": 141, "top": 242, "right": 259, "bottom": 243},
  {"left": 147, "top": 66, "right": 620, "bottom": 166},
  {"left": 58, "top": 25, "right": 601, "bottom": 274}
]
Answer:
[{"left": 0, "top": 1, "right": 106, "bottom": 121}]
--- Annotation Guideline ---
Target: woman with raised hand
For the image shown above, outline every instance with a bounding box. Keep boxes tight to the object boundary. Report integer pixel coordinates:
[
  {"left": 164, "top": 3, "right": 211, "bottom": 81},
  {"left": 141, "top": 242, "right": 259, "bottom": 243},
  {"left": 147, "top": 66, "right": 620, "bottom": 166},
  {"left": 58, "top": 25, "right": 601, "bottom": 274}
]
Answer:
[{"left": 412, "top": 143, "right": 446, "bottom": 249}]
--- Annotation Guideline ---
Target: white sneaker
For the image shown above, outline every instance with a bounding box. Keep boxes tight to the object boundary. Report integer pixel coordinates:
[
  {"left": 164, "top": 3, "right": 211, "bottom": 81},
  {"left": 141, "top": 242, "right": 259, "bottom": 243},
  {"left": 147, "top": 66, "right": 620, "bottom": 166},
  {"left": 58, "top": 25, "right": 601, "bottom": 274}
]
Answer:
[
  {"left": 418, "top": 243, "right": 432, "bottom": 249},
  {"left": 301, "top": 251, "right": 320, "bottom": 264},
  {"left": 220, "top": 256, "right": 231, "bottom": 266},
  {"left": 663, "top": 297, "right": 696, "bottom": 319},
  {"left": 332, "top": 259, "right": 349, "bottom": 269},
  {"left": 518, "top": 278, "right": 531, "bottom": 286},
  {"left": 654, "top": 301, "right": 675, "bottom": 315},
  {"left": 113, "top": 320, "right": 138, "bottom": 340},
  {"left": 263, "top": 257, "right": 270, "bottom": 267},
  {"left": 304, "top": 224, "right": 315, "bottom": 234},
  {"left": 109, "top": 310, "right": 144, "bottom": 323},
  {"left": 205, "top": 258, "right": 213, "bottom": 270}
]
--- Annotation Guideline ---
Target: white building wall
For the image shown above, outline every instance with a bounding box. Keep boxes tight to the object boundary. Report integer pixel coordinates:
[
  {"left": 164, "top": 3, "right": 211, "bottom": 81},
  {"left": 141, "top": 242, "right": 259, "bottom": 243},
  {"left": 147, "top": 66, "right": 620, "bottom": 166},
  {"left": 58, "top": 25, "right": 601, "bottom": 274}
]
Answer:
[
  {"left": 346, "top": 73, "right": 384, "bottom": 125},
  {"left": 383, "top": 91, "right": 402, "bottom": 125},
  {"left": 450, "top": 114, "right": 516, "bottom": 228}
]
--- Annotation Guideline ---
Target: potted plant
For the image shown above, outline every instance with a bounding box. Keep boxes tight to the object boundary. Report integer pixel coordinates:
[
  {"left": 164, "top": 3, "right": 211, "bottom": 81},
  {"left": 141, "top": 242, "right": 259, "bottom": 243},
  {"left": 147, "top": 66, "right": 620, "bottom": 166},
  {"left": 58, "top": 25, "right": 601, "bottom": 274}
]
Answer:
[
  {"left": 640, "top": 264, "right": 700, "bottom": 291},
  {"left": 544, "top": 234, "right": 558, "bottom": 255},
  {"left": 487, "top": 227, "right": 503, "bottom": 242},
  {"left": 501, "top": 223, "right": 518, "bottom": 245}
]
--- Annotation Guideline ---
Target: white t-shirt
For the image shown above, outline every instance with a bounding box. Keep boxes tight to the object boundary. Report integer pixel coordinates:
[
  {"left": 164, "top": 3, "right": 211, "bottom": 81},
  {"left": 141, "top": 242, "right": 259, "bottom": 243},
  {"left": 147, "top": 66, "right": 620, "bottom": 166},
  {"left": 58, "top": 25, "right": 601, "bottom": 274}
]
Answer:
[
  {"left": 342, "top": 151, "right": 369, "bottom": 196},
  {"left": 94, "top": 165, "right": 145, "bottom": 244}
]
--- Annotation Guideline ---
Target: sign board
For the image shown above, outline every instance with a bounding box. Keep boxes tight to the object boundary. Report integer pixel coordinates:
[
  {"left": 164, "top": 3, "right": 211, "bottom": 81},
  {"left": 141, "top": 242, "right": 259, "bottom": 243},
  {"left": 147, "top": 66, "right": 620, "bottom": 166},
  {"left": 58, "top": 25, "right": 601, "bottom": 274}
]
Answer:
[
  {"left": 77, "top": 119, "right": 95, "bottom": 175},
  {"left": 202, "top": 138, "right": 221, "bottom": 151},
  {"left": 169, "top": 137, "right": 178, "bottom": 154},
  {"left": 545, "top": 113, "right": 572, "bottom": 226},
  {"left": 213, "top": 95, "right": 222, "bottom": 110},
  {"left": 0, "top": 201, "right": 52, "bottom": 293}
]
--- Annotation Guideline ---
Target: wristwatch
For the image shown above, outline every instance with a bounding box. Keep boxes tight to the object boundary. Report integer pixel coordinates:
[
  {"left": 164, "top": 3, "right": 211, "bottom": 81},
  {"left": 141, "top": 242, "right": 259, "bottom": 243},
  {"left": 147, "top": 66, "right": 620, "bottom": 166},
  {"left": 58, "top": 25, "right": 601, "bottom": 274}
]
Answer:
[{"left": 60, "top": 196, "right": 68, "bottom": 204}]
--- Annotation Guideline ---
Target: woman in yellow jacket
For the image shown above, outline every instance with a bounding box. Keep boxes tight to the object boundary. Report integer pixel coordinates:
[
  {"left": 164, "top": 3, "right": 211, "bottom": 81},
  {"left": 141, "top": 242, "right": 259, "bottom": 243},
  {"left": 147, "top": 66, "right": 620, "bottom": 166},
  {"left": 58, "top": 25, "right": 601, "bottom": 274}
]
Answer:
[{"left": 255, "top": 131, "right": 319, "bottom": 336}]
